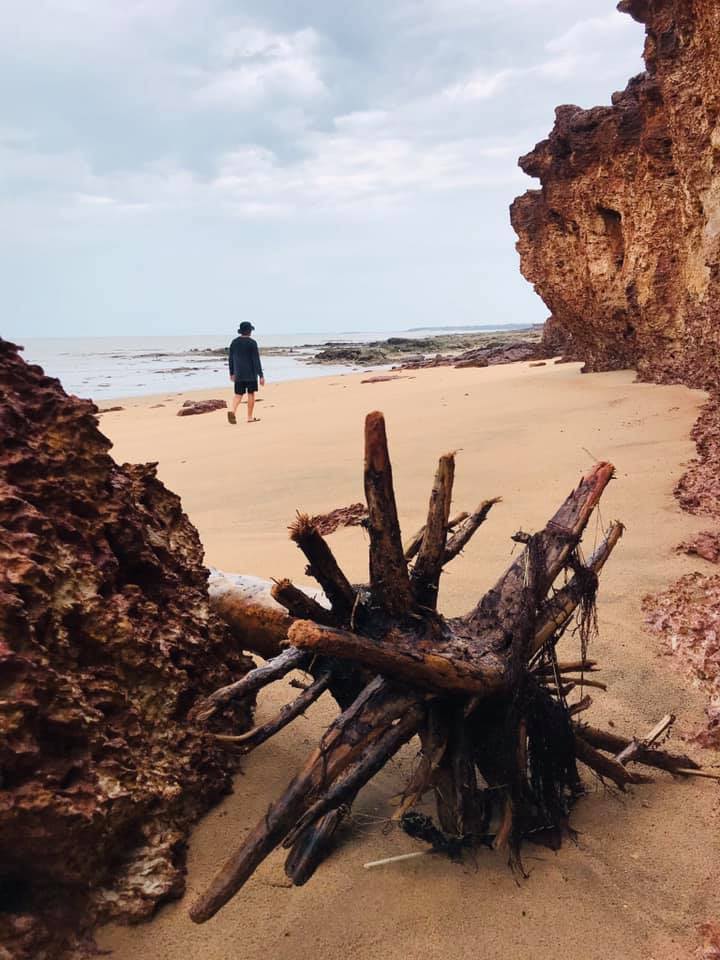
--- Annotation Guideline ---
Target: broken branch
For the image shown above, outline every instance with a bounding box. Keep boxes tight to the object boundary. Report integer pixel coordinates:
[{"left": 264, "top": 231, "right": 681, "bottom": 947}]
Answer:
[
  {"left": 290, "top": 514, "right": 356, "bottom": 623},
  {"left": 364, "top": 412, "right": 414, "bottom": 617},
  {"left": 410, "top": 453, "right": 455, "bottom": 608},
  {"left": 212, "top": 673, "right": 332, "bottom": 751},
  {"left": 443, "top": 498, "right": 501, "bottom": 562},
  {"left": 194, "top": 647, "right": 309, "bottom": 723}
]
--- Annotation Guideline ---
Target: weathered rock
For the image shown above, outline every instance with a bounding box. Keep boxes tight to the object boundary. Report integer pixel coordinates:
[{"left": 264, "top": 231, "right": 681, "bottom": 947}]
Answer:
[
  {"left": 313, "top": 345, "right": 389, "bottom": 365},
  {"left": 698, "top": 921, "right": 720, "bottom": 960},
  {"left": 675, "top": 397, "right": 720, "bottom": 520},
  {"left": 453, "top": 355, "right": 490, "bottom": 369},
  {"left": 397, "top": 339, "right": 541, "bottom": 371},
  {"left": 679, "top": 531, "right": 720, "bottom": 565},
  {"left": 177, "top": 398, "right": 227, "bottom": 416},
  {"left": 0, "top": 340, "right": 254, "bottom": 959},
  {"left": 511, "top": 0, "right": 720, "bottom": 388},
  {"left": 644, "top": 572, "right": 720, "bottom": 748}
]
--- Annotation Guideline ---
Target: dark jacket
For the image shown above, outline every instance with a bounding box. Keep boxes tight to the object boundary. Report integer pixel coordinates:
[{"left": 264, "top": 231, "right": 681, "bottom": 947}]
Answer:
[{"left": 228, "top": 336, "right": 263, "bottom": 381}]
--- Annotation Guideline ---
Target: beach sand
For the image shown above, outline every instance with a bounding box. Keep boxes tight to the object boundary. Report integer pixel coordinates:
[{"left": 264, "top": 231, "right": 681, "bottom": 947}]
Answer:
[{"left": 97, "top": 361, "right": 719, "bottom": 960}]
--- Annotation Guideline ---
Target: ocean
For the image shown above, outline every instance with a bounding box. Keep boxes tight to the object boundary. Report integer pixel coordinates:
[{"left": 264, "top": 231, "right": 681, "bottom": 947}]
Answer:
[{"left": 16, "top": 326, "right": 524, "bottom": 401}]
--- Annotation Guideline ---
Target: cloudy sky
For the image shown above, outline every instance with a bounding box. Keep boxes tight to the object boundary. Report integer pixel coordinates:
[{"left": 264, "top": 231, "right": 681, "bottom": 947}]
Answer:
[{"left": 1, "top": 0, "right": 645, "bottom": 339}]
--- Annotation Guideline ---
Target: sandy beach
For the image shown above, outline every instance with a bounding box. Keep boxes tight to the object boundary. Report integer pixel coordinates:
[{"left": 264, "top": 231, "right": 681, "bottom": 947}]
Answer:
[{"left": 97, "top": 360, "right": 719, "bottom": 960}]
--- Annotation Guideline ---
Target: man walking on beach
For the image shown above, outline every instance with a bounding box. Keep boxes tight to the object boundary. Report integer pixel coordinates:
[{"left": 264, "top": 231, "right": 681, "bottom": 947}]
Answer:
[{"left": 227, "top": 321, "right": 265, "bottom": 424}]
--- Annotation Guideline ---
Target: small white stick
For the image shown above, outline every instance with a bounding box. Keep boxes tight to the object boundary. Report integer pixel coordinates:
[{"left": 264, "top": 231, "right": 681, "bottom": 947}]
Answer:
[
  {"left": 616, "top": 713, "right": 675, "bottom": 766},
  {"left": 674, "top": 768, "right": 720, "bottom": 782},
  {"left": 363, "top": 851, "right": 430, "bottom": 870}
]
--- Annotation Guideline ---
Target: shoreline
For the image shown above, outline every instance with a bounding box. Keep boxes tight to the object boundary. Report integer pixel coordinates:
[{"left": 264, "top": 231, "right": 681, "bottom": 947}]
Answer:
[{"left": 20, "top": 326, "right": 541, "bottom": 403}]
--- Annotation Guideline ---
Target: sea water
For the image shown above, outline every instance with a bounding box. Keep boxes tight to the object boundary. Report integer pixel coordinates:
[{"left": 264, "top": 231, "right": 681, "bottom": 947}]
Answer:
[{"left": 17, "top": 326, "right": 522, "bottom": 401}]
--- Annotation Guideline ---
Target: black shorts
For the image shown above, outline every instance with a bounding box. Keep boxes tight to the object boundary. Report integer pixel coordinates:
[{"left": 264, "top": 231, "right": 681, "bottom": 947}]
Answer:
[{"left": 234, "top": 379, "right": 258, "bottom": 395}]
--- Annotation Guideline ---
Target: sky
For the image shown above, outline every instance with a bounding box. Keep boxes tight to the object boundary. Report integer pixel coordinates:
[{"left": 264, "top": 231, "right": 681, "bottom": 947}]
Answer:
[{"left": 0, "top": 0, "right": 646, "bottom": 339}]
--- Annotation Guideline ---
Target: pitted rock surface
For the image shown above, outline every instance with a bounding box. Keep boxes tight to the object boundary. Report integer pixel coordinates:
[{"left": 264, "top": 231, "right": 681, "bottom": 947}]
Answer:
[
  {"left": 0, "top": 339, "right": 254, "bottom": 959},
  {"left": 511, "top": 0, "right": 719, "bottom": 389}
]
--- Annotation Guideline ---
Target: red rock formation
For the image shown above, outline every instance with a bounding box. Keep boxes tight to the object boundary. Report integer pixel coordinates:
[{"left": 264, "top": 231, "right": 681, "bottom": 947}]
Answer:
[
  {"left": 0, "top": 339, "right": 254, "bottom": 959},
  {"left": 511, "top": 0, "right": 720, "bottom": 388},
  {"left": 675, "top": 396, "right": 720, "bottom": 520},
  {"left": 643, "top": 572, "right": 720, "bottom": 748},
  {"left": 680, "top": 531, "right": 720, "bottom": 565}
]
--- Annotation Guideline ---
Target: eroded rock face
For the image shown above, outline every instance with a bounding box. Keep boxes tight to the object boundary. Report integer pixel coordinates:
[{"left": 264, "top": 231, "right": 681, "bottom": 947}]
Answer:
[
  {"left": 0, "top": 339, "right": 254, "bottom": 959},
  {"left": 511, "top": 0, "right": 720, "bottom": 388}
]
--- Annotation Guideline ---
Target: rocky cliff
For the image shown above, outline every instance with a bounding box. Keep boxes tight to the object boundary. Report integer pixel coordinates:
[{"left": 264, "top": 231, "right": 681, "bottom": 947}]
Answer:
[
  {"left": 511, "top": 0, "right": 719, "bottom": 388},
  {"left": 0, "top": 339, "right": 254, "bottom": 959}
]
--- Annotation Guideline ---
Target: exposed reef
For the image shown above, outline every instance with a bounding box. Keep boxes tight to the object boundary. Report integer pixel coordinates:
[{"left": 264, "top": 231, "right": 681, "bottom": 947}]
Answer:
[
  {"left": 511, "top": 0, "right": 719, "bottom": 389},
  {"left": 308, "top": 327, "right": 542, "bottom": 367},
  {"left": 0, "top": 339, "right": 254, "bottom": 959}
]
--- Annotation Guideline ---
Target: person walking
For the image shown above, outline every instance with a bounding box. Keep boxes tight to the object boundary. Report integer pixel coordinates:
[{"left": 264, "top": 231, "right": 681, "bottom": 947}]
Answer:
[{"left": 227, "top": 321, "right": 265, "bottom": 424}]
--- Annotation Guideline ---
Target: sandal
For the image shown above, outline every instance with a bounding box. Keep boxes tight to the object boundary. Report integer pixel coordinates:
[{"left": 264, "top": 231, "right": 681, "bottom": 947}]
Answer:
[
  {"left": 227, "top": 411, "right": 236, "bottom": 424},
  {"left": 247, "top": 417, "right": 260, "bottom": 423}
]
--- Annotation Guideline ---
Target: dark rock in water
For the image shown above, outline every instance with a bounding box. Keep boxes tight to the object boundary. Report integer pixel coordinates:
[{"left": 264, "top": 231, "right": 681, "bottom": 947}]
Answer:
[
  {"left": 453, "top": 356, "right": 489, "bottom": 369},
  {"left": 177, "top": 399, "right": 227, "bottom": 416},
  {"left": 307, "top": 329, "right": 543, "bottom": 369},
  {"left": 397, "top": 339, "right": 540, "bottom": 370},
  {"left": 0, "top": 339, "right": 254, "bottom": 959},
  {"left": 313, "top": 346, "right": 388, "bottom": 364}
]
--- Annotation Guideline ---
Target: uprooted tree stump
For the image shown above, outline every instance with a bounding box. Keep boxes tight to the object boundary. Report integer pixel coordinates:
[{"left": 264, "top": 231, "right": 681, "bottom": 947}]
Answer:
[{"left": 190, "top": 410, "right": 704, "bottom": 924}]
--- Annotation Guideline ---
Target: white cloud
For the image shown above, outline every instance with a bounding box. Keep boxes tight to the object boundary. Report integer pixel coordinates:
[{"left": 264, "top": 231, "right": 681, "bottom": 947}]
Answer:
[
  {"left": 540, "top": 12, "right": 642, "bottom": 79},
  {"left": 442, "top": 69, "right": 513, "bottom": 102},
  {"left": 217, "top": 132, "right": 524, "bottom": 213},
  {"left": 546, "top": 12, "right": 637, "bottom": 53},
  {"left": 391, "top": 0, "right": 564, "bottom": 35},
  {"left": 74, "top": 193, "right": 115, "bottom": 205},
  {"left": 436, "top": 9, "right": 642, "bottom": 95},
  {"left": 1, "top": 125, "right": 526, "bottom": 231},
  {"left": 333, "top": 111, "right": 391, "bottom": 133},
  {"left": 193, "top": 27, "right": 327, "bottom": 109},
  {"left": 0, "top": 0, "right": 189, "bottom": 62}
]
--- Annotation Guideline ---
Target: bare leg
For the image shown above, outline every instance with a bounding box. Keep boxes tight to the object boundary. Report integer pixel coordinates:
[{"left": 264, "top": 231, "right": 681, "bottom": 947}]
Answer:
[
  {"left": 227, "top": 389, "right": 242, "bottom": 424},
  {"left": 247, "top": 392, "right": 257, "bottom": 421}
]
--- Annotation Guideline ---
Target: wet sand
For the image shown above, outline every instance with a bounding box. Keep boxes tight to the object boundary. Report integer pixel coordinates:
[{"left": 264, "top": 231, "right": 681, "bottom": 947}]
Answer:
[{"left": 97, "top": 360, "right": 718, "bottom": 960}]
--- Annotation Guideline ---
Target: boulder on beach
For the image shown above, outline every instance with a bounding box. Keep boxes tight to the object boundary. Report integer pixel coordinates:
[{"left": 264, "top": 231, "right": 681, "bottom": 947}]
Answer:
[
  {"left": 177, "top": 398, "right": 227, "bottom": 416},
  {"left": 0, "top": 339, "right": 254, "bottom": 959}
]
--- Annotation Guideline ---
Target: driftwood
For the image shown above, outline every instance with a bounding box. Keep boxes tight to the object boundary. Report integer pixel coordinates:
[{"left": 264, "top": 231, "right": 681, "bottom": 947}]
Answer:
[{"left": 190, "top": 410, "right": 706, "bottom": 924}]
